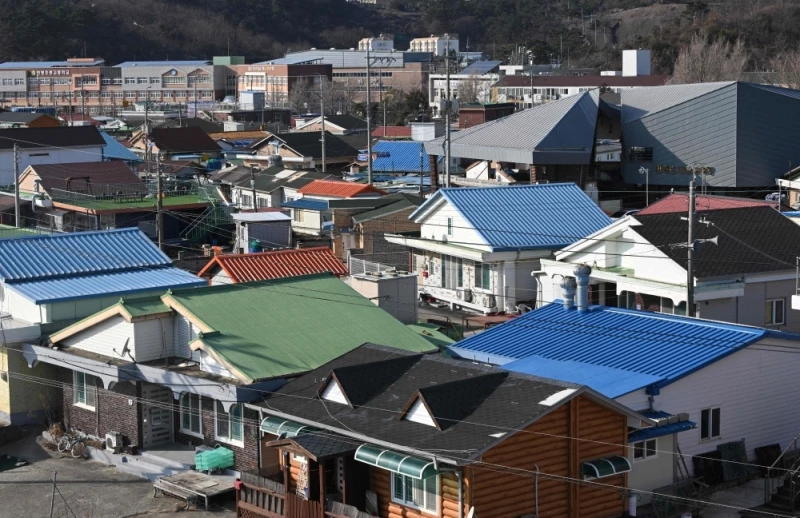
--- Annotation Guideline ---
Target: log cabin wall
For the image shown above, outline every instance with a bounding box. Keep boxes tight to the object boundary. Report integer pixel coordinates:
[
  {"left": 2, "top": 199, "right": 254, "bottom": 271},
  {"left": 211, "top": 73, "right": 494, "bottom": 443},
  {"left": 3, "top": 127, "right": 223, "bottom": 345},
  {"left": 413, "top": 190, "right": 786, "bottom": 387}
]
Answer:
[
  {"left": 369, "top": 467, "right": 463, "bottom": 518},
  {"left": 471, "top": 394, "right": 628, "bottom": 518}
]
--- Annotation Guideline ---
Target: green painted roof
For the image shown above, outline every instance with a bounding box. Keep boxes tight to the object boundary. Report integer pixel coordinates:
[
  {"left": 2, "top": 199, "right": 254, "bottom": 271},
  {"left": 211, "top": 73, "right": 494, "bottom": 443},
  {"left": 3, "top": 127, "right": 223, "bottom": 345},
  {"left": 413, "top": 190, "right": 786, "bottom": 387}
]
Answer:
[
  {"left": 406, "top": 323, "right": 456, "bottom": 349},
  {"left": 59, "top": 193, "right": 209, "bottom": 211},
  {"left": 120, "top": 297, "right": 171, "bottom": 318},
  {"left": 166, "top": 273, "right": 436, "bottom": 382},
  {"left": 0, "top": 224, "right": 50, "bottom": 240}
]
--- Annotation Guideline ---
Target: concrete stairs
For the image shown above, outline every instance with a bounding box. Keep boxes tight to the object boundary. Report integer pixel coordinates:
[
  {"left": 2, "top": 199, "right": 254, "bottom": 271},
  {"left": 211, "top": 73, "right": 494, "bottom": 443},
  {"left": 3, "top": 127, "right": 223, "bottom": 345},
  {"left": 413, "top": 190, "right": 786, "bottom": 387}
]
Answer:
[{"left": 88, "top": 448, "right": 193, "bottom": 482}]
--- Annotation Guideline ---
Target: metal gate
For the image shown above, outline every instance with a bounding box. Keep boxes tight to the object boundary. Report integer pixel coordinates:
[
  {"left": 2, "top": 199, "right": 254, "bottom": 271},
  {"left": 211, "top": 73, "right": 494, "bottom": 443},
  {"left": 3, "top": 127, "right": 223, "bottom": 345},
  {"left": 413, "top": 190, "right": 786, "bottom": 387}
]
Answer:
[{"left": 142, "top": 384, "right": 174, "bottom": 449}]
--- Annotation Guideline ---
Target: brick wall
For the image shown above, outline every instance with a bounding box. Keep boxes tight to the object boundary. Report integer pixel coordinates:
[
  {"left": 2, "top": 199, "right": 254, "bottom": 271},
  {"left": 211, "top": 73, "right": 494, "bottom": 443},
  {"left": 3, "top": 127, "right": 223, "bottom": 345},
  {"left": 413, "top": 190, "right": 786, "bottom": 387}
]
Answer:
[
  {"left": 332, "top": 209, "right": 362, "bottom": 260},
  {"left": 58, "top": 367, "right": 141, "bottom": 448},
  {"left": 357, "top": 208, "right": 419, "bottom": 256},
  {"left": 173, "top": 395, "right": 259, "bottom": 472}
]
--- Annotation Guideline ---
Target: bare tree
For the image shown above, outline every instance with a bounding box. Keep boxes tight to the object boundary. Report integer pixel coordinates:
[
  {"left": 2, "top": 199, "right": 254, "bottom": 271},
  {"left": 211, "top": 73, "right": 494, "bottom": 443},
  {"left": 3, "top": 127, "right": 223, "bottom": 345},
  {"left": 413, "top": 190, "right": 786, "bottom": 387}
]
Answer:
[
  {"left": 769, "top": 50, "right": 800, "bottom": 89},
  {"left": 456, "top": 74, "right": 483, "bottom": 104},
  {"left": 670, "top": 32, "right": 749, "bottom": 84}
]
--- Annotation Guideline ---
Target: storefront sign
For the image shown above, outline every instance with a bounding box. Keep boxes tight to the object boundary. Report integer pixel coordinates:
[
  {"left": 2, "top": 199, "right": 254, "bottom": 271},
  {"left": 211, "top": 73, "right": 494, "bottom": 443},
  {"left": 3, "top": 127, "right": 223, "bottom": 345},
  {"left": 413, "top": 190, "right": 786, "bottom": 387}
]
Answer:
[
  {"left": 247, "top": 66, "right": 275, "bottom": 73},
  {"left": 31, "top": 70, "right": 71, "bottom": 76},
  {"left": 655, "top": 165, "right": 715, "bottom": 175}
]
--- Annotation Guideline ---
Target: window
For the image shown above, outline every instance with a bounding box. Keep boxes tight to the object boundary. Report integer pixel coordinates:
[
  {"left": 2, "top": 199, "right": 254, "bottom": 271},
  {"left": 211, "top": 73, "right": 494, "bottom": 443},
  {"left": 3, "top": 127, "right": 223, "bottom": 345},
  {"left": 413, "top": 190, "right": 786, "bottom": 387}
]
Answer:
[
  {"left": 113, "top": 91, "right": 123, "bottom": 99},
  {"left": 293, "top": 209, "right": 305, "bottom": 222},
  {"left": 766, "top": 299, "right": 785, "bottom": 326},
  {"left": 257, "top": 197, "right": 269, "bottom": 208},
  {"left": 101, "top": 91, "right": 111, "bottom": 98},
  {"left": 73, "top": 371, "right": 97, "bottom": 410},
  {"left": 124, "top": 77, "right": 136, "bottom": 85},
  {"left": 446, "top": 217, "right": 453, "bottom": 236},
  {"left": 150, "top": 77, "right": 160, "bottom": 84},
  {"left": 700, "top": 407, "right": 721, "bottom": 441},
  {"left": 27, "top": 78, "right": 38, "bottom": 85},
  {"left": 628, "top": 146, "right": 653, "bottom": 162},
  {"left": 150, "top": 91, "right": 161, "bottom": 99},
  {"left": 125, "top": 91, "right": 136, "bottom": 99},
  {"left": 101, "top": 77, "right": 111, "bottom": 85},
  {"left": 440, "top": 255, "right": 462, "bottom": 290},
  {"left": 14, "top": 78, "right": 24, "bottom": 86},
  {"left": 392, "top": 474, "right": 438, "bottom": 514},
  {"left": 112, "top": 78, "right": 123, "bottom": 85},
  {"left": 474, "top": 262, "right": 491, "bottom": 290},
  {"left": 215, "top": 401, "right": 243, "bottom": 444},
  {"left": 53, "top": 78, "right": 71, "bottom": 85},
  {"left": 240, "top": 193, "right": 253, "bottom": 209},
  {"left": 180, "top": 393, "right": 202, "bottom": 436},
  {"left": 163, "top": 75, "right": 185, "bottom": 85},
  {"left": 137, "top": 77, "right": 148, "bottom": 84},
  {"left": 633, "top": 438, "right": 657, "bottom": 461}
]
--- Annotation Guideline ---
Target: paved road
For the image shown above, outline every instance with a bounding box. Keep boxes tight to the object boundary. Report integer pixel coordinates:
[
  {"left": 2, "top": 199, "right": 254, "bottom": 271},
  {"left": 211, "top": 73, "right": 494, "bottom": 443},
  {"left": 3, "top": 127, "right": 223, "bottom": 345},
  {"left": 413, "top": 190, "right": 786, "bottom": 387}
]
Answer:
[{"left": 0, "top": 434, "right": 235, "bottom": 517}]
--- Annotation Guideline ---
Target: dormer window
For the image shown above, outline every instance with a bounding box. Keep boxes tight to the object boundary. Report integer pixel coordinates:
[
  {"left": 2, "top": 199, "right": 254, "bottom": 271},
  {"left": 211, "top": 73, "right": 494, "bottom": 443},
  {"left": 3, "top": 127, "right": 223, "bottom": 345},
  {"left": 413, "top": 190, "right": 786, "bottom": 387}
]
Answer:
[
  {"left": 320, "top": 377, "right": 348, "bottom": 405},
  {"left": 403, "top": 397, "right": 436, "bottom": 427}
]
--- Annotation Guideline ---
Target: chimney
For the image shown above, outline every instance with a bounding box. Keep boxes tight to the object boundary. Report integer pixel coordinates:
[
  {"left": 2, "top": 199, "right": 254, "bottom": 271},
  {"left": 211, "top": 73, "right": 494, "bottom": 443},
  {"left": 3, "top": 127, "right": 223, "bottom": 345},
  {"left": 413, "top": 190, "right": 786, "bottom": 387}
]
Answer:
[
  {"left": 429, "top": 154, "right": 439, "bottom": 192},
  {"left": 574, "top": 264, "right": 592, "bottom": 312},
  {"left": 560, "top": 277, "right": 577, "bottom": 310}
]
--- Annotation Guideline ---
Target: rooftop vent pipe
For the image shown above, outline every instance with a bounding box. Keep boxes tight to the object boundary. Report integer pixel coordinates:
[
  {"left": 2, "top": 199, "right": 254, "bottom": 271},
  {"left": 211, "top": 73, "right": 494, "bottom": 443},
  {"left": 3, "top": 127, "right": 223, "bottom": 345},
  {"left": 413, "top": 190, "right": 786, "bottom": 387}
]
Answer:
[
  {"left": 574, "top": 264, "right": 592, "bottom": 312},
  {"left": 560, "top": 277, "right": 576, "bottom": 310}
]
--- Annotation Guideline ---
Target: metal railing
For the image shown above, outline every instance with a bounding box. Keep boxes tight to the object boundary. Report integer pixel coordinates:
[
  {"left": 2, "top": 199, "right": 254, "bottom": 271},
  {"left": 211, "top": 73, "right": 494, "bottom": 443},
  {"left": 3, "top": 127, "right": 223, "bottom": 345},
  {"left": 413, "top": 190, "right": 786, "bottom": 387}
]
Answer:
[{"left": 765, "top": 432, "right": 800, "bottom": 508}]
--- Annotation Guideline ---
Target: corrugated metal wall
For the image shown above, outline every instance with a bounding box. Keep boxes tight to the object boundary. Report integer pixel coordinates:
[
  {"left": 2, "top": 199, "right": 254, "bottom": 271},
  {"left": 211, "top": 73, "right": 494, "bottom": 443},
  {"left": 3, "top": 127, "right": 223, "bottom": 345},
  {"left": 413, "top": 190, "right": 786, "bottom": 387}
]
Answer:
[{"left": 623, "top": 83, "right": 738, "bottom": 187}]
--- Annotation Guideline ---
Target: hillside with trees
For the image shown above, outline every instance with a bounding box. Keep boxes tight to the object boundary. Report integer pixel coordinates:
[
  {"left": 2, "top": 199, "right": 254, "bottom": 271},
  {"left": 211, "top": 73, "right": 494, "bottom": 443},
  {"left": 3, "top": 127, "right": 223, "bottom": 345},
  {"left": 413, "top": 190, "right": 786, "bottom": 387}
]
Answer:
[{"left": 2, "top": 0, "right": 800, "bottom": 78}]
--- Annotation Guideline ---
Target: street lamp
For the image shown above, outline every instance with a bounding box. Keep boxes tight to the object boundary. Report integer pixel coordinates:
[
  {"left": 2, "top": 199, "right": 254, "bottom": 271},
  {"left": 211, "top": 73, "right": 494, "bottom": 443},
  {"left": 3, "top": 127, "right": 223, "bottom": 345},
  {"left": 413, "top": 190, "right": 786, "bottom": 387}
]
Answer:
[{"left": 638, "top": 166, "right": 649, "bottom": 207}]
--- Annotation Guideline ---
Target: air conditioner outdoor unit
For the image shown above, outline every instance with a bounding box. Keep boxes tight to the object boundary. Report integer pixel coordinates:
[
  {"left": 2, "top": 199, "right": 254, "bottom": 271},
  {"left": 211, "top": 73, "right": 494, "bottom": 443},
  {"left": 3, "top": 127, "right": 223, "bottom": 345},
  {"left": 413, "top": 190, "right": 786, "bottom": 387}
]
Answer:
[
  {"left": 457, "top": 289, "right": 473, "bottom": 303},
  {"left": 105, "top": 431, "right": 123, "bottom": 453},
  {"left": 481, "top": 293, "right": 497, "bottom": 308}
]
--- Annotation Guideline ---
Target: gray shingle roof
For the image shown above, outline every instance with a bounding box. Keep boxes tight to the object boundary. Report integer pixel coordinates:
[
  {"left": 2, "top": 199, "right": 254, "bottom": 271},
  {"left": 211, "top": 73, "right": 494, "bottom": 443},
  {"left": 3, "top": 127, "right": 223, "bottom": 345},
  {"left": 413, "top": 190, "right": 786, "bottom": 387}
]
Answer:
[{"left": 255, "top": 344, "right": 588, "bottom": 463}]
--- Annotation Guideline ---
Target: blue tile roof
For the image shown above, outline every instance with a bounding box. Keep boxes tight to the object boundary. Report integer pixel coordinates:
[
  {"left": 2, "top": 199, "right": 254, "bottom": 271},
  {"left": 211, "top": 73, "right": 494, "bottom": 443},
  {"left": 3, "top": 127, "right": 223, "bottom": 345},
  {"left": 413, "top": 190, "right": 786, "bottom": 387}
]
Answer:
[
  {"left": 100, "top": 131, "right": 143, "bottom": 163},
  {"left": 410, "top": 183, "right": 612, "bottom": 251},
  {"left": 10, "top": 267, "right": 205, "bottom": 304},
  {"left": 283, "top": 198, "right": 329, "bottom": 211},
  {"left": 450, "top": 303, "right": 777, "bottom": 397},
  {"left": 0, "top": 228, "right": 171, "bottom": 281},
  {"left": 372, "top": 141, "right": 437, "bottom": 173}
]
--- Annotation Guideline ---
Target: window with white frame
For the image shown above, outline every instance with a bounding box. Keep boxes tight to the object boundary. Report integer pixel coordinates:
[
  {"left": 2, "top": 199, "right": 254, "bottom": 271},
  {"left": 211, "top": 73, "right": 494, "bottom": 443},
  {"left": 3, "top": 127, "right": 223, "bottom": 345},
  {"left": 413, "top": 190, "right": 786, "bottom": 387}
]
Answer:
[
  {"left": 446, "top": 217, "right": 453, "bottom": 236},
  {"left": 633, "top": 438, "right": 657, "bottom": 461},
  {"left": 700, "top": 407, "right": 721, "bottom": 441},
  {"left": 180, "top": 393, "right": 202, "bottom": 436},
  {"left": 766, "top": 298, "right": 785, "bottom": 326},
  {"left": 392, "top": 474, "right": 438, "bottom": 514},
  {"left": 73, "top": 371, "right": 97, "bottom": 410},
  {"left": 240, "top": 193, "right": 253, "bottom": 209},
  {"left": 124, "top": 77, "right": 136, "bottom": 84},
  {"left": 215, "top": 401, "right": 243, "bottom": 445}
]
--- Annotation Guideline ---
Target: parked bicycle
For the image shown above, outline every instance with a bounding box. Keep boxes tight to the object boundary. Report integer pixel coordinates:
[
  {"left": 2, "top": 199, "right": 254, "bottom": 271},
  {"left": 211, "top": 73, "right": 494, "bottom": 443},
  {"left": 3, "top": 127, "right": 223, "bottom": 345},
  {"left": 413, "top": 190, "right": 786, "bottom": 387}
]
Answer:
[{"left": 57, "top": 431, "right": 88, "bottom": 458}]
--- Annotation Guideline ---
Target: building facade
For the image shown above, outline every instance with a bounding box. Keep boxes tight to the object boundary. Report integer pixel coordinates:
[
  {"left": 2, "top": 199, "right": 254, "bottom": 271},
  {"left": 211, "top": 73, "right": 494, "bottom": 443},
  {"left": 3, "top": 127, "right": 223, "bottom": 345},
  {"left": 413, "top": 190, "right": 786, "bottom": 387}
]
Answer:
[{"left": 409, "top": 34, "right": 459, "bottom": 56}]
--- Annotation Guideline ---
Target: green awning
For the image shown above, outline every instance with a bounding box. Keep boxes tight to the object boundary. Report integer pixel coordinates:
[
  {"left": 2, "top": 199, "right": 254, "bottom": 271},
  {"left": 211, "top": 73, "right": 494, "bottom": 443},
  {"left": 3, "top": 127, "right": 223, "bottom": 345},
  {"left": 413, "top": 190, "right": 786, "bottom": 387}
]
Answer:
[
  {"left": 354, "top": 445, "right": 439, "bottom": 480},
  {"left": 260, "top": 416, "right": 319, "bottom": 438},
  {"left": 582, "top": 455, "right": 632, "bottom": 480}
]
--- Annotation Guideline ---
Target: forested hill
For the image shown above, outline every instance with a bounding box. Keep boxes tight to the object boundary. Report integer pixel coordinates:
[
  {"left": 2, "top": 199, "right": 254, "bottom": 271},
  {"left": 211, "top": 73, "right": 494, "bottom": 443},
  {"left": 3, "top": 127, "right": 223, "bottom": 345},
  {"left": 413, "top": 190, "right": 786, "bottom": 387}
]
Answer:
[{"left": 1, "top": 0, "right": 800, "bottom": 73}]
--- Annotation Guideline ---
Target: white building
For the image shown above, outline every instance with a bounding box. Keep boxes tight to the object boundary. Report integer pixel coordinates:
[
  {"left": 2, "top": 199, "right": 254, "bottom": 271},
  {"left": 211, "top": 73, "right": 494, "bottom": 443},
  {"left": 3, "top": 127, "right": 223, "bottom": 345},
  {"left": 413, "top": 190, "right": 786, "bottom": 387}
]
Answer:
[
  {"left": 428, "top": 61, "right": 501, "bottom": 114},
  {"left": 410, "top": 34, "right": 459, "bottom": 56},
  {"left": 384, "top": 183, "right": 612, "bottom": 314},
  {"left": 358, "top": 34, "right": 394, "bottom": 52}
]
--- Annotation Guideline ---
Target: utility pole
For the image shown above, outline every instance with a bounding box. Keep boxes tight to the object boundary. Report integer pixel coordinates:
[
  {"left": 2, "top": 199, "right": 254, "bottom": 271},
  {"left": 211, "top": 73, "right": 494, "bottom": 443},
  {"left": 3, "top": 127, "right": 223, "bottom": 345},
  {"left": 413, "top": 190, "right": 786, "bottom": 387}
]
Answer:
[
  {"left": 250, "top": 164, "right": 258, "bottom": 210},
  {"left": 445, "top": 34, "right": 452, "bottom": 188},
  {"left": 13, "top": 144, "right": 20, "bottom": 228},
  {"left": 156, "top": 152, "right": 163, "bottom": 251},
  {"left": 144, "top": 87, "right": 151, "bottom": 165},
  {"left": 687, "top": 180, "right": 696, "bottom": 317},
  {"left": 194, "top": 82, "right": 198, "bottom": 118},
  {"left": 49, "top": 472, "right": 57, "bottom": 518},
  {"left": 366, "top": 46, "right": 373, "bottom": 185},
  {"left": 80, "top": 76, "right": 86, "bottom": 119},
  {"left": 320, "top": 78, "right": 327, "bottom": 173},
  {"left": 419, "top": 142, "right": 424, "bottom": 196}
]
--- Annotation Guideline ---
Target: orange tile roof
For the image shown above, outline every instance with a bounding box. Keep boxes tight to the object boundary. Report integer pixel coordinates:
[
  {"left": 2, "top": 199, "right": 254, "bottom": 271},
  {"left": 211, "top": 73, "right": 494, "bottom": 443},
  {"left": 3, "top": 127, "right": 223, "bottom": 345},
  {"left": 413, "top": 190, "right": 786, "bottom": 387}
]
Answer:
[
  {"left": 298, "top": 179, "right": 387, "bottom": 198},
  {"left": 197, "top": 247, "right": 348, "bottom": 283},
  {"left": 371, "top": 126, "right": 412, "bottom": 138}
]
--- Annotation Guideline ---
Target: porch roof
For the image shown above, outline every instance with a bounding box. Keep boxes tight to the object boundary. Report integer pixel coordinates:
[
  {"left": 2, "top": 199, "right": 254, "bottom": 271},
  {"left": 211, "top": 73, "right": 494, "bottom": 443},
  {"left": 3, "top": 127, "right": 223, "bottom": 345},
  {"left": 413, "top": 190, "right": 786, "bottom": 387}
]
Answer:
[{"left": 267, "top": 434, "right": 357, "bottom": 462}]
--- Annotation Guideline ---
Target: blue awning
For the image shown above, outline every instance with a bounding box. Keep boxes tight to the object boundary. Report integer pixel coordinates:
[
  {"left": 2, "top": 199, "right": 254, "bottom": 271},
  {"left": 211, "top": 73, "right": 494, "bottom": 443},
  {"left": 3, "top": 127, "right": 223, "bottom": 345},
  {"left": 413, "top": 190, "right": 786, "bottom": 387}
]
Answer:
[
  {"left": 283, "top": 199, "right": 329, "bottom": 211},
  {"left": 628, "top": 410, "right": 696, "bottom": 443}
]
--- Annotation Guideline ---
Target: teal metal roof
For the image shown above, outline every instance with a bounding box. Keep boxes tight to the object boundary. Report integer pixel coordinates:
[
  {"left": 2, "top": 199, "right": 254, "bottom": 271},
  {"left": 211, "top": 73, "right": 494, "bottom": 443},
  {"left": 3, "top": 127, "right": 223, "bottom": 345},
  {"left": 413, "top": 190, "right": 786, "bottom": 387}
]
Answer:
[
  {"left": 355, "top": 445, "right": 438, "bottom": 480},
  {"left": 410, "top": 183, "right": 611, "bottom": 251}
]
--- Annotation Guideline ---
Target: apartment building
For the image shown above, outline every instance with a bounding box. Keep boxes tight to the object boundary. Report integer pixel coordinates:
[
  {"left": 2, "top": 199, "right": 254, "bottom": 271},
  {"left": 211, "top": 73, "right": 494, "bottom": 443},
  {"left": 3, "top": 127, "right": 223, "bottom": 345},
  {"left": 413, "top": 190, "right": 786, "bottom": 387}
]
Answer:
[
  {"left": 357, "top": 34, "right": 395, "bottom": 51},
  {"left": 409, "top": 34, "right": 459, "bottom": 56}
]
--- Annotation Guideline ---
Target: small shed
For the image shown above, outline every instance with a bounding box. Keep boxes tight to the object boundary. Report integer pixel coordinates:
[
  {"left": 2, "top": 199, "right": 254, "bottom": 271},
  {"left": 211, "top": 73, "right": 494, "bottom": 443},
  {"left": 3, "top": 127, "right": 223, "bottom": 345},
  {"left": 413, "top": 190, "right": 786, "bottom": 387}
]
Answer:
[{"left": 231, "top": 211, "right": 291, "bottom": 253}]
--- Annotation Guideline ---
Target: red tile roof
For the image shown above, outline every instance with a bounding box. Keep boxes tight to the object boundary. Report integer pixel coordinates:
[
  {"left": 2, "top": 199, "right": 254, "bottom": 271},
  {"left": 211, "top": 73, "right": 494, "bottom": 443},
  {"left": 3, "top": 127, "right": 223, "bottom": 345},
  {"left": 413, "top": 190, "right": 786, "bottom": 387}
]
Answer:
[
  {"left": 298, "top": 180, "right": 386, "bottom": 198},
  {"left": 637, "top": 193, "right": 775, "bottom": 215},
  {"left": 197, "top": 247, "right": 348, "bottom": 283},
  {"left": 372, "top": 126, "right": 412, "bottom": 138}
]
